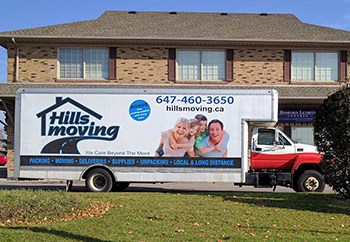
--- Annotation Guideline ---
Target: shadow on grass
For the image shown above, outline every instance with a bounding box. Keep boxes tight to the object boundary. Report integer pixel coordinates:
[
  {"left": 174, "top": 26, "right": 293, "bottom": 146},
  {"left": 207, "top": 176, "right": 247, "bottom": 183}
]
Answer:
[
  {"left": 123, "top": 186, "right": 350, "bottom": 215},
  {"left": 0, "top": 183, "right": 87, "bottom": 192},
  {"left": 235, "top": 224, "right": 350, "bottom": 237},
  {"left": 5, "top": 227, "right": 112, "bottom": 242},
  {"left": 209, "top": 192, "right": 350, "bottom": 215},
  {"left": 118, "top": 186, "right": 349, "bottom": 215},
  {"left": 1, "top": 182, "right": 349, "bottom": 215}
]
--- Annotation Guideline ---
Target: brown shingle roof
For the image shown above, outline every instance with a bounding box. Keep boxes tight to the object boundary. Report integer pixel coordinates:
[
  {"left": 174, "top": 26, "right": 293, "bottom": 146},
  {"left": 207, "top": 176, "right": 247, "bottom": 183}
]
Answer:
[
  {"left": 1, "top": 11, "right": 350, "bottom": 46},
  {"left": 0, "top": 83, "right": 341, "bottom": 103}
]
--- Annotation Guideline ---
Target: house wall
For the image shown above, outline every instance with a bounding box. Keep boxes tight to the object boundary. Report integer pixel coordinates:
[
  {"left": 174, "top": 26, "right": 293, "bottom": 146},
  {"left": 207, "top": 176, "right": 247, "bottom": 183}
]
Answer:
[
  {"left": 7, "top": 45, "right": 289, "bottom": 84},
  {"left": 7, "top": 45, "right": 170, "bottom": 83},
  {"left": 4, "top": 105, "right": 14, "bottom": 175},
  {"left": 7, "top": 45, "right": 58, "bottom": 82},
  {"left": 234, "top": 49, "right": 285, "bottom": 84},
  {"left": 116, "top": 47, "right": 169, "bottom": 83},
  {"left": 7, "top": 45, "right": 350, "bottom": 84},
  {"left": 348, "top": 51, "right": 350, "bottom": 81},
  {"left": 4, "top": 45, "right": 350, "bottom": 171}
]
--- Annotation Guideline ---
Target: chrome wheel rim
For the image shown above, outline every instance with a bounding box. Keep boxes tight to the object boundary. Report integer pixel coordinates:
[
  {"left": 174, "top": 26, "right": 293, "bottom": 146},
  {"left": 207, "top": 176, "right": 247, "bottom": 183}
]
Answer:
[
  {"left": 304, "top": 177, "right": 319, "bottom": 191},
  {"left": 89, "top": 174, "right": 107, "bottom": 191}
]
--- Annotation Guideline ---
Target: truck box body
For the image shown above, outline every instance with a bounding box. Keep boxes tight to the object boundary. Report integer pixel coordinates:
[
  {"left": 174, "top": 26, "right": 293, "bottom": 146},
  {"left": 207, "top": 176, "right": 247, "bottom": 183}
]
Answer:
[{"left": 14, "top": 88, "right": 278, "bottom": 184}]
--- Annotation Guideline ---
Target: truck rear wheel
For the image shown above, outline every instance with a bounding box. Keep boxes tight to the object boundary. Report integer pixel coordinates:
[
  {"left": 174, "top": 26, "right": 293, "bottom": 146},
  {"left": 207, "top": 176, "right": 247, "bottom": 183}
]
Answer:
[
  {"left": 85, "top": 168, "right": 114, "bottom": 192},
  {"left": 297, "top": 170, "right": 325, "bottom": 192}
]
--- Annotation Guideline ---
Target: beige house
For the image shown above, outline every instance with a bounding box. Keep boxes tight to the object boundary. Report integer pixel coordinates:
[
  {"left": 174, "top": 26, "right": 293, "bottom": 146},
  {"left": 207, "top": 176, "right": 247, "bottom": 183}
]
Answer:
[{"left": 0, "top": 11, "right": 349, "bottom": 172}]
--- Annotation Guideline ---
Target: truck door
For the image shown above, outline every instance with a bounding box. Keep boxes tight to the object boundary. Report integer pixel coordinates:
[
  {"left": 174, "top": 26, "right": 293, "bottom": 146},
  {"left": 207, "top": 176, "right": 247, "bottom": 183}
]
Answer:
[{"left": 251, "top": 128, "right": 296, "bottom": 170}]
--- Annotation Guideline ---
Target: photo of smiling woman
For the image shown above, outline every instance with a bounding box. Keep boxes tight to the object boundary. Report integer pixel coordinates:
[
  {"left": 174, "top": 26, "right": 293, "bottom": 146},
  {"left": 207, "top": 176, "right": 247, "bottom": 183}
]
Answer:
[{"left": 155, "top": 118, "right": 194, "bottom": 157}]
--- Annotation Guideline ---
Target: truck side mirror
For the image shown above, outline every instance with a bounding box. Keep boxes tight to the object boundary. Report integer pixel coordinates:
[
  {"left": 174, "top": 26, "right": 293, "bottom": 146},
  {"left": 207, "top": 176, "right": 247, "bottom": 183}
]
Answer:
[
  {"left": 252, "top": 138, "right": 257, "bottom": 148},
  {"left": 273, "top": 139, "right": 285, "bottom": 148}
]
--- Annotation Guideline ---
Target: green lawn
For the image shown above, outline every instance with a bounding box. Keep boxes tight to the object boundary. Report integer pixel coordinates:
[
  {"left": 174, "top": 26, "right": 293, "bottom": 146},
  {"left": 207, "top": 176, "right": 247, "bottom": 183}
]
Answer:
[{"left": 0, "top": 190, "right": 349, "bottom": 241}]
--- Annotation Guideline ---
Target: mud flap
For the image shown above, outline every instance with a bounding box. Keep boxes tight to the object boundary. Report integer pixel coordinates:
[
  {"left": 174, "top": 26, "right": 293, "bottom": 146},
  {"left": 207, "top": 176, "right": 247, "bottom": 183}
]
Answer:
[{"left": 0, "top": 167, "right": 7, "bottom": 178}]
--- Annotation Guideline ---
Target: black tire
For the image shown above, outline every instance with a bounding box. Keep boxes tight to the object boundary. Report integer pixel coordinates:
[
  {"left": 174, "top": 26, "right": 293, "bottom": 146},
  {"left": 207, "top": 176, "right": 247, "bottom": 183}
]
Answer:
[
  {"left": 85, "top": 168, "right": 114, "bottom": 192},
  {"left": 112, "top": 182, "right": 130, "bottom": 192},
  {"left": 292, "top": 179, "right": 301, "bottom": 192},
  {"left": 297, "top": 170, "right": 325, "bottom": 192}
]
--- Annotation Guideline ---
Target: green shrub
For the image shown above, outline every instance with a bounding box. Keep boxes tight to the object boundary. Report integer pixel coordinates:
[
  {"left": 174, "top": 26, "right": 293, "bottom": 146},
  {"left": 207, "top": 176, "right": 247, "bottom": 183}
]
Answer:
[{"left": 314, "top": 87, "right": 350, "bottom": 199}]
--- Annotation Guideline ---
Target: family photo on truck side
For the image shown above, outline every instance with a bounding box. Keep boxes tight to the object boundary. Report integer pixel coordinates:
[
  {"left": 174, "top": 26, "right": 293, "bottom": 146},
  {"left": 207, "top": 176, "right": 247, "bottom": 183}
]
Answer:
[{"left": 155, "top": 114, "right": 230, "bottom": 158}]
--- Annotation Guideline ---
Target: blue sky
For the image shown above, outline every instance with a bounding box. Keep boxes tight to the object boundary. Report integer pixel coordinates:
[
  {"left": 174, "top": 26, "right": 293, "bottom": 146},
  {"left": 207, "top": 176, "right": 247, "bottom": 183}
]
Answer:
[{"left": 0, "top": 0, "right": 350, "bottom": 83}]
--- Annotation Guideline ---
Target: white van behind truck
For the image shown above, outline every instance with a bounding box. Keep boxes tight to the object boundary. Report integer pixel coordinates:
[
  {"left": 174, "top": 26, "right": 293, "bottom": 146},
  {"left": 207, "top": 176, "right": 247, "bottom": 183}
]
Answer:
[{"left": 13, "top": 88, "right": 324, "bottom": 192}]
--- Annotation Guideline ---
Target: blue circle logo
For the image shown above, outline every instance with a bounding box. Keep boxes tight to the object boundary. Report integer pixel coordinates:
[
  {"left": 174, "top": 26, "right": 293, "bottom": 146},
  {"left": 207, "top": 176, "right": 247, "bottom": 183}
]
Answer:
[{"left": 129, "top": 100, "right": 151, "bottom": 121}]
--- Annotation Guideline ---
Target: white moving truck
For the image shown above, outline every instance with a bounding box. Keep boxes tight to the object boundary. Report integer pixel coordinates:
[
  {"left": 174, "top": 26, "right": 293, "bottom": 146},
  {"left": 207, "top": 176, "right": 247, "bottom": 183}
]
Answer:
[{"left": 14, "top": 88, "right": 324, "bottom": 192}]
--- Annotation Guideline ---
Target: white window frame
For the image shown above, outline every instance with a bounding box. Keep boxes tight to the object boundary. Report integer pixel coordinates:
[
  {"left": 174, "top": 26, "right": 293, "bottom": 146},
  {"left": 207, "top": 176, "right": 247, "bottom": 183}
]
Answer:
[
  {"left": 176, "top": 50, "right": 226, "bottom": 81},
  {"left": 58, "top": 48, "right": 109, "bottom": 79},
  {"left": 291, "top": 51, "right": 339, "bottom": 82}
]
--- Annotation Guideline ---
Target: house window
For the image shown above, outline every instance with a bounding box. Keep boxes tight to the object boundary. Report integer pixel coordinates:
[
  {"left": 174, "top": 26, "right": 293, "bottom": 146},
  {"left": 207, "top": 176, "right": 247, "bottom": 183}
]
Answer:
[
  {"left": 291, "top": 52, "right": 338, "bottom": 81},
  {"left": 59, "top": 48, "right": 109, "bottom": 79},
  {"left": 177, "top": 50, "right": 225, "bottom": 81},
  {"left": 59, "top": 48, "right": 83, "bottom": 78}
]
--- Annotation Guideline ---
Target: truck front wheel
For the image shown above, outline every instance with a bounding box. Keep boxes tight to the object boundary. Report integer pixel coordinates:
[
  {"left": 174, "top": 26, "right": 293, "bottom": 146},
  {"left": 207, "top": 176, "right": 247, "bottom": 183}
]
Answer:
[
  {"left": 297, "top": 170, "right": 325, "bottom": 192},
  {"left": 85, "top": 168, "right": 114, "bottom": 192}
]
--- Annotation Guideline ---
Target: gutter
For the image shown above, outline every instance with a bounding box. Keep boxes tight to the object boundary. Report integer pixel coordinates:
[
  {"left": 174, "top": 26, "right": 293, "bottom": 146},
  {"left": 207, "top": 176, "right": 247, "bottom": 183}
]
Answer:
[
  {"left": 1, "top": 35, "right": 350, "bottom": 44},
  {"left": 11, "top": 37, "right": 19, "bottom": 82},
  {"left": 1, "top": 35, "right": 350, "bottom": 47}
]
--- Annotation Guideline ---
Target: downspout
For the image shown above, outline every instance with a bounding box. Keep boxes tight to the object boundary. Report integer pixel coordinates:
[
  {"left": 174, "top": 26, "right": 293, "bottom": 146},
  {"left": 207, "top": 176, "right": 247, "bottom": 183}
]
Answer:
[{"left": 11, "top": 37, "right": 19, "bottom": 82}]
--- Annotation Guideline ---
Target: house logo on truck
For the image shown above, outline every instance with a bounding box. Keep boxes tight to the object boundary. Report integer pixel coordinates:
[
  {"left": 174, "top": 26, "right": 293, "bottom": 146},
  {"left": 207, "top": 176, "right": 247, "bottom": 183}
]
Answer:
[{"left": 36, "top": 97, "right": 119, "bottom": 154}]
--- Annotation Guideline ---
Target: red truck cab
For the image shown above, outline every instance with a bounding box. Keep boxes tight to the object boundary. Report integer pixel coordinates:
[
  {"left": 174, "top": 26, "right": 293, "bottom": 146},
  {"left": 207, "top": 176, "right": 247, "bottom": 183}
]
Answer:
[{"left": 246, "top": 127, "right": 325, "bottom": 192}]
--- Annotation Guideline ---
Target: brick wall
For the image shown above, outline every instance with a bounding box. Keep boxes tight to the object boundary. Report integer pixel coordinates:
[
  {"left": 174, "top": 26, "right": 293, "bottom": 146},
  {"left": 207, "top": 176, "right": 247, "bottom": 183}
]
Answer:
[
  {"left": 234, "top": 49, "right": 285, "bottom": 84},
  {"left": 4, "top": 104, "right": 14, "bottom": 176},
  {"left": 6, "top": 46, "right": 350, "bottom": 84},
  {"left": 7, "top": 45, "right": 57, "bottom": 82},
  {"left": 7, "top": 46, "right": 171, "bottom": 83},
  {"left": 348, "top": 51, "right": 350, "bottom": 82},
  {"left": 116, "top": 47, "right": 169, "bottom": 83}
]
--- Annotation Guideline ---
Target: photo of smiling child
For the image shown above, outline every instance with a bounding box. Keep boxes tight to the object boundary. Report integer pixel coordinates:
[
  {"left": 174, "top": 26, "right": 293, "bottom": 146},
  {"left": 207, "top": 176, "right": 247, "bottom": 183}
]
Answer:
[
  {"left": 193, "top": 114, "right": 229, "bottom": 157},
  {"left": 155, "top": 115, "right": 230, "bottom": 158},
  {"left": 166, "top": 118, "right": 199, "bottom": 157},
  {"left": 196, "top": 119, "right": 230, "bottom": 157}
]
